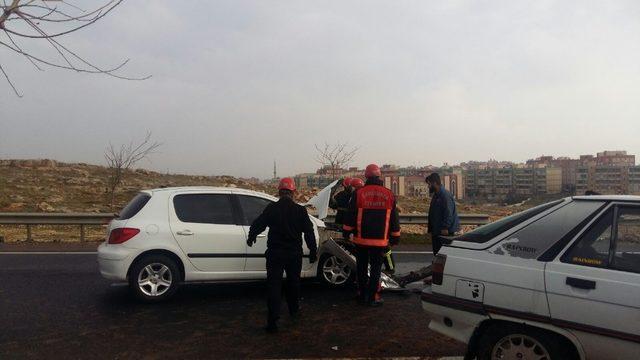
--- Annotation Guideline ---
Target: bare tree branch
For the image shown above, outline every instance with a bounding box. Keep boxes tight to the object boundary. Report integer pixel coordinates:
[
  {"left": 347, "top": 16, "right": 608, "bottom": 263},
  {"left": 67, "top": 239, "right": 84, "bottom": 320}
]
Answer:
[
  {"left": 314, "top": 142, "right": 359, "bottom": 179},
  {"left": 0, "top": 61, "right": 21, "bottom": 96},
  {"left": 0, "top": 0, "right": 150, "bottom": 96},
  {"left": 104, "top": 131, "right": 161, "bottom": 209}
]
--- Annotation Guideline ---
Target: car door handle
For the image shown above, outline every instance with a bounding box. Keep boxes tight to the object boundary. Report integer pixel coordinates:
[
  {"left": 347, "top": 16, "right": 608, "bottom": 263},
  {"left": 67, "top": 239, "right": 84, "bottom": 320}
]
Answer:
[
  {"left": 566, "top": 277, "right": 596, "bottom": 290},
  {"left": 176, "top": 230, "right": 194, "bottom": 236},
  {"left": 257, "top": 234, "right": 267, "bottom": 238}
]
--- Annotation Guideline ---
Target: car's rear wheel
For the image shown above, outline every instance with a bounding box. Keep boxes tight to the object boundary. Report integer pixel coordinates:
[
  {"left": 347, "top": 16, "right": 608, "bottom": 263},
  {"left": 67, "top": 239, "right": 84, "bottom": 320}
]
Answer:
[
  {"left": 318, "top": 254, "right": 353, "bottom": 287},
  {"left": 129, "top": 254, "right": 180, "bottom": 302},
  {"left": 477, "top": 323, "right": 577, "bottom": 360}
]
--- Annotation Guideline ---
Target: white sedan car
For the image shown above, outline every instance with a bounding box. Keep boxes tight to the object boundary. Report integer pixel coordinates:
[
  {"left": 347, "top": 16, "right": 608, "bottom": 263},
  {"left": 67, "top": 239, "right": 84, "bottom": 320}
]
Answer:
[
  {"left": 98, "top": 187, "right": 352, "bottom": 302},
  {"left": 422, "top": 195, "right": 640, "bottom": 360}
]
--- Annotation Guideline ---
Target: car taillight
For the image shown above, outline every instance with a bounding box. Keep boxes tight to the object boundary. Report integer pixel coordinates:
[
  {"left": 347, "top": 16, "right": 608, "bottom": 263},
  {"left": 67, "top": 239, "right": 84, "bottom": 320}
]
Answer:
[
  {"left": 432, "top": 254, "right": 447, "bottom": 285},
  {"left": 108, "top": 228, "right": 140, "bottom": 244}
]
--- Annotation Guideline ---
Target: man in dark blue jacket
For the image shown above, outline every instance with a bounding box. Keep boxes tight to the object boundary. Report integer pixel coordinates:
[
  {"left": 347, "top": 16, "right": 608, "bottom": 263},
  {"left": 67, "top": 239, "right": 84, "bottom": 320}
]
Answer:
[{"left": 426, "top": 173, "right": 460, "bottom": 254}]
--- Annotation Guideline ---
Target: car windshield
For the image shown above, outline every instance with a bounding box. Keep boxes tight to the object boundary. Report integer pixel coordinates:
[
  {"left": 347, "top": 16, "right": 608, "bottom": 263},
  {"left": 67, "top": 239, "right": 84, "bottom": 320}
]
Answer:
[{"left": 454, "top": 199, "right": 565, "bottom": 243}]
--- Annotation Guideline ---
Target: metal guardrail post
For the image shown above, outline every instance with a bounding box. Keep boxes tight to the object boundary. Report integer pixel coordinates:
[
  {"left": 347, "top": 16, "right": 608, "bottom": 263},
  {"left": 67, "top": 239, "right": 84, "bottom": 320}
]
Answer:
[
  {"left": 26, "top": 224, "right": 32, "bottom": 242},
  {"left": 80, "top": 224, "right": 85, "bottom": 242}
]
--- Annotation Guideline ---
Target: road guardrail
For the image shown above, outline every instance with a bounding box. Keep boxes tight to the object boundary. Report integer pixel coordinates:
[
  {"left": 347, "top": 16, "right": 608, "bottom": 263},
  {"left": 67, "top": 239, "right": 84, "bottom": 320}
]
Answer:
[
  {"left": 0, "top": 212, "right": 115, "bottom": 242},
  {"left": 321, "top": 213, "right": 490, "bottom": 226},
  {"left": 0, "top": 212, "right": 490, "bottom": 242}
]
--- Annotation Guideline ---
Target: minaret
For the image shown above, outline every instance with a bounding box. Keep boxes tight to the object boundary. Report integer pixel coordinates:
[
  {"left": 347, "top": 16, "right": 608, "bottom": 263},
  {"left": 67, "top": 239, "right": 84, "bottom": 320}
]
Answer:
[{"left": 273, "top": 160, "right": 277, "bottom": 180}]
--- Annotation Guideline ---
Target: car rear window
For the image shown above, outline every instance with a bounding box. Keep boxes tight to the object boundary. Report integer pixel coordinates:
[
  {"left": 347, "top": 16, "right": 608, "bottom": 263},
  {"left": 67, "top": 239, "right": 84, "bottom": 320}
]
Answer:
[
  {"left": 117, "top": 193, "right": 151, "bottom": 220},
  {"left": 490, "top": 200, "right": 605, "bottom": 259},
  {"left": 454, "top": 199, "right": 564, "bottom": 243}
]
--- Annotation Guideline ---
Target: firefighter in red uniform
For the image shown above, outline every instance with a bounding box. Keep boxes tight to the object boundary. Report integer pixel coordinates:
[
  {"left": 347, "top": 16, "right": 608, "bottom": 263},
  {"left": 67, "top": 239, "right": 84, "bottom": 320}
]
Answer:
[
  {"left": 343, "top": 164, "right": 400, "bottom": 306},
  {"left": 350, "top": 177, "right": 392, "bottom": 277}
]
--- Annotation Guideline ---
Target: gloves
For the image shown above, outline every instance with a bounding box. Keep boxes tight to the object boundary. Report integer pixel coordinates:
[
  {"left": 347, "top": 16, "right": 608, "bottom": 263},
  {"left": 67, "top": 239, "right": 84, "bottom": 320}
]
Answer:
[
  {"left": 308, "top": 251, "right": 317, "bottom": 264},
  {"left": 246, "top": 237, "right": 256, "bottom": 247},
  {"left": 389, "top": 236, "right": 400, "bottom": 246}
]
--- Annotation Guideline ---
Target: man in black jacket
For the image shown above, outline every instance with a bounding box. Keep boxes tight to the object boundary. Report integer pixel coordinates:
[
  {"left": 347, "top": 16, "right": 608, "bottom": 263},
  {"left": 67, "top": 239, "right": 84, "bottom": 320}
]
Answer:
[
  {"left": 247, "top": 177, "right": 318, "bottom": 333},
  {"left": 329, "top": 177, "right": 353, "bottom": 229}
]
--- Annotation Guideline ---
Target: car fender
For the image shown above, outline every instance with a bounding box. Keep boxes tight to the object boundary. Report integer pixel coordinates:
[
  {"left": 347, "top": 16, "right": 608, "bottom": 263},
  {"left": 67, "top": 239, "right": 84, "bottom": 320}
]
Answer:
[
  {"left": 126, "top": 245, "right": 194, "bottom": 281},
  {"left": 487, "top": 314, "right": 586, "bottom": 360}
]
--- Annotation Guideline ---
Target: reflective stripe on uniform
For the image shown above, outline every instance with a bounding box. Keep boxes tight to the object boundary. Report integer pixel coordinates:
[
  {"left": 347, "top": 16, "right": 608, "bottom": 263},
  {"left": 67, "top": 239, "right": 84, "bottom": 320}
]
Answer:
[
  {"left": 383, "top": 209, "right": 390, "bottom": 240},
  {"left": 352, "top": 237, "right": 388, "bottom": 247}
]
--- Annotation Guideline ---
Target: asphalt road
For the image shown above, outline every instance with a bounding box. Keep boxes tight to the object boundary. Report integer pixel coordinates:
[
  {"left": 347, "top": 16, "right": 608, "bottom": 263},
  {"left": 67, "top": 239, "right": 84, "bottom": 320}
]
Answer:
[{"left": 0, "top": 251, "right": 464, "bottom": 359}]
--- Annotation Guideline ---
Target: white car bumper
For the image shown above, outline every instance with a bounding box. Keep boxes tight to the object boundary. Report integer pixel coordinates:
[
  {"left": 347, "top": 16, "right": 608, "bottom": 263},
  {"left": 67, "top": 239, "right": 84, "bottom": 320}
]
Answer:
[
  {"left": 421, "top": 286, "right": 489, "bottom": 344},
  {"left": 97, "top": 242, "right": 132, "bottom": 281}
]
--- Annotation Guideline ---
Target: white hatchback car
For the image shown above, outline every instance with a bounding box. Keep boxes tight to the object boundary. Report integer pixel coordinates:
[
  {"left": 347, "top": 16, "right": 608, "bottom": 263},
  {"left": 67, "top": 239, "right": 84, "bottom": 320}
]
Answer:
[
  {"left": 98, "top": 187, "right": 352, "bottom": 302},
  {"left": 422, "top": 195, "right": 640, "bottom": 360}
]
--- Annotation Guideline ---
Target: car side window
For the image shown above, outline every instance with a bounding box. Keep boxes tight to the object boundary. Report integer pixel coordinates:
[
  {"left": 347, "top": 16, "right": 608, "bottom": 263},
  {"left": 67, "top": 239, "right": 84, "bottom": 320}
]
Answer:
[
  {"left": 173, "top": 194, "right": 235, "bottom": 225},
  {"left": 613, "top": 207, "right": 640, "bottom": 273},
  {"left": 563, "top": 209, "right": 613, "bottom": 268},
  {"left": 238, "top": 195, "right": 272, "bottom": 226}
]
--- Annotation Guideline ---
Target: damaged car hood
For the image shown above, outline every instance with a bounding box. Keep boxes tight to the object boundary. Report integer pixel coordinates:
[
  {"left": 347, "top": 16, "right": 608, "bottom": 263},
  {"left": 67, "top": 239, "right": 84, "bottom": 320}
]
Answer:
[{"left": 305, "top": 180, "right": 341, "bottom": 220}]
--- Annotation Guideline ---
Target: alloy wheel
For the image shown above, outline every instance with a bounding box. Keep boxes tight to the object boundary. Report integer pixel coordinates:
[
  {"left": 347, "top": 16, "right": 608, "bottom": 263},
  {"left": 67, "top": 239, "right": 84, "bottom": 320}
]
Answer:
[
  {"left": 491, "top": 333, "right": 551, "bottom": 360},
  {"left": 137, "top": 263, "right": 172, "bottom": 297},
  {"left": 322, "top": 255, "right": 351, "bottom": 285}
]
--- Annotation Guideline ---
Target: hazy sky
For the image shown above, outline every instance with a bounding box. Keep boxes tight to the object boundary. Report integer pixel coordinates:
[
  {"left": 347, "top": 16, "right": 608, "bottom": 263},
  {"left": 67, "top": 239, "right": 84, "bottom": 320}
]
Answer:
[{"left": 1, "top": 1, "right": 640, "bottom": 178}]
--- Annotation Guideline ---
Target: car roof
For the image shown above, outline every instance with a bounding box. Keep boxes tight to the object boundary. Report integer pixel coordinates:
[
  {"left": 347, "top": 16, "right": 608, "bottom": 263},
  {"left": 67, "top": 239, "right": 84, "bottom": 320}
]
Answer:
[
  {"left": 573, "top": 195, "right": 640, "bottom": 202},
  {"left": 145, "top": 186, "right": 276, "bottom": 199}
]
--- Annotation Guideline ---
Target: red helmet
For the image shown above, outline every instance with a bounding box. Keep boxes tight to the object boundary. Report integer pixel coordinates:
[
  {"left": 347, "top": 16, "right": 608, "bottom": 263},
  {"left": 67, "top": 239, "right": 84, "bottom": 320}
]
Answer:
[
  {"left": 351, "top": 178, "right": 364, "bottom": 189},
  {"left": 365, "top": 163, "right": 381, "bottom": 178},
  {"left": 278, "top": 177, "right": 296, "bottom": 191},
  {"left": 342, "top": 177, "right": 352, "bottom": 187}
]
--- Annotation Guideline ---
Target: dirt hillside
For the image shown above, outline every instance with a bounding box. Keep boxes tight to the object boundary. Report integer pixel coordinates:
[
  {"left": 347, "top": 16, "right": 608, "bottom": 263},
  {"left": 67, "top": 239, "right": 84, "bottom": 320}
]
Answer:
[{"left": 0, "top": 159, "right": 273, "bottom": 213}]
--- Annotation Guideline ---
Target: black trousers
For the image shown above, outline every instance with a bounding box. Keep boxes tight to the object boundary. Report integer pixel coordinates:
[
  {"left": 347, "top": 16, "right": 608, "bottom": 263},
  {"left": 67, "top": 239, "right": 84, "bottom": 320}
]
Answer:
[
  {"left": 432, "top": 235, "right": 444, "bottom": 254},
  {"left": 355, "top": 246, "right": 384, "bottom": 301},
  {"left": 266, "top": 250, "right": 302, "bottom": 325}
]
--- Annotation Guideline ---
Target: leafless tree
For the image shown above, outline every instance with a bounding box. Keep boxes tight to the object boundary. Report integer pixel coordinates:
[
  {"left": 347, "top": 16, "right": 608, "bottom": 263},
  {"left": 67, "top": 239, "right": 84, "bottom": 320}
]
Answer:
[
  {"left": 0, "top": 0, "right": 150, "bottom": 97},
  {"left": 105, "top": 132, "right": 161, "bottom": 209},
  {"left": 314, "top": 142, "right": 359, "bottom": 179}
]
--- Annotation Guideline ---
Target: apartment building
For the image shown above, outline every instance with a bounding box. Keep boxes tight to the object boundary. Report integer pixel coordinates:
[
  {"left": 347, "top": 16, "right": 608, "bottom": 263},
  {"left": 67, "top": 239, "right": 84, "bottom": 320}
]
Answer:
[
  {"left": 494, "top": 168, "right": 514, "bottom": 196},
  {"left": 593, "top": 166, "right": 628, "bottom": 194},
  {"left": 596, "top": 151, "right": 635, "bottom": 167},
  {"left": 465, "top": 167, "right": 562, "bottom": 199},
  {"left": 574, "top": 151, "right": 636, "bottom": 195},
  {"left": 527, "top": 156, "right": 579, "bottom": 193},
  {"left": 576, "top": 167, "right": 591, "bottom": 195},
  {"left": 629, "top": 166, "right": 640, "bottom": 195}
]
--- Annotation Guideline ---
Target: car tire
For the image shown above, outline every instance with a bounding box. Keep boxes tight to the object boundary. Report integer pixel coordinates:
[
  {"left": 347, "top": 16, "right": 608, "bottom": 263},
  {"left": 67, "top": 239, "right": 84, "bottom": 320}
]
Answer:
[
  {"left": 476, "top": 323, "right": 577, "bottom": 360},
  {"left": 128, "top": 254, "right": 180, "bottom": 303},
  {"left": 317, "top": 253, "right": 354, "bottom": 287}
]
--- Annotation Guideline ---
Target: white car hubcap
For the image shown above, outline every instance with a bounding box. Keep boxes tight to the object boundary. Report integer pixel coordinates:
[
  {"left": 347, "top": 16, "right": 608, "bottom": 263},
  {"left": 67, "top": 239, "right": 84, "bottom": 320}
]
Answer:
[
  {"left": 492, "top": 334, "right": 550, "bottom": 360},
  {"left": 138, "top": 263, "right": 172, "bottom": 297},
  {"left": 322, "top": 255, "right": 351, "bottom": 285}
]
